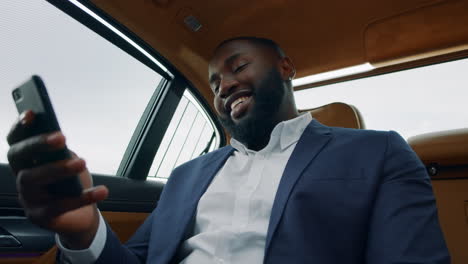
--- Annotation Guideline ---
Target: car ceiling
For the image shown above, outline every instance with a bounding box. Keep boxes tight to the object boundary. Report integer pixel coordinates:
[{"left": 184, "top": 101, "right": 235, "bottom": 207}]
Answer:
[{"left": 90, "top": 0, "right": 468, "bottom": 108}]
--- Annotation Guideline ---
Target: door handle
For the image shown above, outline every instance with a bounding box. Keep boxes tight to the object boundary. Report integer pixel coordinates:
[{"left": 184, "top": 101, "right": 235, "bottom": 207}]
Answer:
[{"left": 0, "top": 234, "right": 22, "bottom": 247}]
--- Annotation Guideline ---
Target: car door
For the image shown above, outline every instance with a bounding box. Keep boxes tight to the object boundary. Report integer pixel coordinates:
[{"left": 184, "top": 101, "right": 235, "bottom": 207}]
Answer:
[{"left": 0, "top": 1, "right": 224, "bottom": 263}]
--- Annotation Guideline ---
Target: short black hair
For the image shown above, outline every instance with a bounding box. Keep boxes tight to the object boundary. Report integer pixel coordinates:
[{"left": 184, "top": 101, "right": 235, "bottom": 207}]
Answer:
[{"left": 214, "top": 36, "right": 286, "bottom": 58}]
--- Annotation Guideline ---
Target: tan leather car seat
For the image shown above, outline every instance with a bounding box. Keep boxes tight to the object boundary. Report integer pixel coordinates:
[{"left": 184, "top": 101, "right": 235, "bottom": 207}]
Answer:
[
  {"left": 300, "top": 102, "right": 365, "bottom": 129},
  {"left": 408, "top": 129, "right": 468, "bottom": 264}
]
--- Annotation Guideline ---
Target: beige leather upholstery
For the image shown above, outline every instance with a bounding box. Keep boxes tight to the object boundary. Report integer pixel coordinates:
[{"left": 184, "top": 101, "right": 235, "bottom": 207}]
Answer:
[
  {"left": 300, "top": 102, "right": 365, "bottom": 129},
  {"left": 408, "top": 128, "right": 468, "bottom": 167},
  {"left": 408, "top": 129, "right": 468, "bottom": 264}
]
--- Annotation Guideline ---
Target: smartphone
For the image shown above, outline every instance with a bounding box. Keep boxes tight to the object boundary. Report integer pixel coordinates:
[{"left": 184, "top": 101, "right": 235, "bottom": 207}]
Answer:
[{"left": 12, "top": 75, "right": 83, "bottom": 197}]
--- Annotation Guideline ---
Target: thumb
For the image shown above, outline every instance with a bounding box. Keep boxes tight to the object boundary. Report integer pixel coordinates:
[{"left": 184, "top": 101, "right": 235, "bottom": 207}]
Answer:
[{"left": 82, "top": 185, "right": 109, "bottom": 204}]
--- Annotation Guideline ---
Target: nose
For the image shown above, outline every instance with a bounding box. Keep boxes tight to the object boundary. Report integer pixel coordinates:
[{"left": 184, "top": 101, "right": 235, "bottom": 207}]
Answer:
[{"left": 218, "top": 77, "right": 238, "bottom": 99}]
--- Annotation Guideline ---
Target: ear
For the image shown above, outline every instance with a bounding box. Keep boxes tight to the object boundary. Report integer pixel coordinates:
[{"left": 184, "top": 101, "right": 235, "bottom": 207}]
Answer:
[{"left": 278, "top": 57, "right": 296, "bottom": 81}]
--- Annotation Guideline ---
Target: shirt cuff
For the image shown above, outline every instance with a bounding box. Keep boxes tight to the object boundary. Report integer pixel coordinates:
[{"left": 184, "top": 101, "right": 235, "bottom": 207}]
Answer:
[{"left": 55, "top": 211, "right": 107, "bottom": 264}]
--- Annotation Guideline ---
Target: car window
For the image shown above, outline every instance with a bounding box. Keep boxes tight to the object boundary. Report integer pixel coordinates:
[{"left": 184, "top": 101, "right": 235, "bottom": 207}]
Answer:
[
  {"left": 148, "top": 89, "right": 220, "bottom": 181},
  {"left": 294, "top": 58, "right": 468, "bottom": 139},
  {"left": 0, "top": 0, "right": 163, "bottom": 175}
]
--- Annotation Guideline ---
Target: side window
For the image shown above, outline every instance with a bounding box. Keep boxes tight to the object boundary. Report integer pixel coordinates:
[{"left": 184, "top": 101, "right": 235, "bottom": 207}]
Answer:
[
  {"left": 148, "top": 90, "right": 220, "bottom": 181},
  {"left": 0, "top": 0, "right": 164, "bottom": 175},
  {"left": 0, "top": 0, "right": 223, "bottom": 179}
]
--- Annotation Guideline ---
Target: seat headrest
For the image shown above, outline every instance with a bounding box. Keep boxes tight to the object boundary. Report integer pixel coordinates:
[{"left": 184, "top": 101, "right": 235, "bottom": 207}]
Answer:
[
  {"left": 299, "top": 102, "right": 365, "bottom": 129},
  {"left": 408, "top": 128, "right": 468, "bottom": 166}
]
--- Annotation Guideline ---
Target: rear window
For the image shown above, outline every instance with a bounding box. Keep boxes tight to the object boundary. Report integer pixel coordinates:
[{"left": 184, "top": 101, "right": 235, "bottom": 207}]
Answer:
[
  {"left": 294, "top": 58, "right": 468, "bottom": 139},
  {"left": 148, "top": 90, "right": 218, "bottom": 180}
]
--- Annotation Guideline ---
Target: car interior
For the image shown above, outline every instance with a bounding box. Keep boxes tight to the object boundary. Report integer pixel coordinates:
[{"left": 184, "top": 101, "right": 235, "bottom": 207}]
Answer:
[{"left": 0, "top": 0, "right": 467, "bottom": 263}]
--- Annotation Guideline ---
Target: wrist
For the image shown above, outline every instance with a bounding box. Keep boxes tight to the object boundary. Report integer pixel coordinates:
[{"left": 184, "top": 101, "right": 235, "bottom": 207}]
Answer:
[{"left": 59, "top": 210, "right": 100, "bottom": 249}]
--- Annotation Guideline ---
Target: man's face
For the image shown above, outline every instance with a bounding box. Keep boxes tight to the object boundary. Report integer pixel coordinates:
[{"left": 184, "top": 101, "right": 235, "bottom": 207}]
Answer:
[{"left": 208, "top": 40, "right": 287, "bottom": 145}]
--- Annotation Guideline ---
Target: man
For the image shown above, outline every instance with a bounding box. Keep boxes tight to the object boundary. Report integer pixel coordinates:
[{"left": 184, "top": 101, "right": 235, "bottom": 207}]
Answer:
[{"left": 7, "top": 37, "right": 450, "bottom": 263}]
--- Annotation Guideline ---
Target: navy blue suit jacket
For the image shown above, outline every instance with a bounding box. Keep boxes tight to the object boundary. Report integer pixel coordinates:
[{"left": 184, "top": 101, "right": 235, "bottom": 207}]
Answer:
[{"left": 93, "top": 120, "right": 449, "bottom": 263}]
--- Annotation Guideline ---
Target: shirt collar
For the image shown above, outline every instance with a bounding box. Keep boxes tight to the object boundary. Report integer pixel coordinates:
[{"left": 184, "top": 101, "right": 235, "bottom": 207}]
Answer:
[{"left": 230, "top": 113, "right": 313, "bottom": 154}]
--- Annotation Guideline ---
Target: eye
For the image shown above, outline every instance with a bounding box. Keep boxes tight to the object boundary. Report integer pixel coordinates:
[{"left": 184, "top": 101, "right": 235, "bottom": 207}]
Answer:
[{"left": 234, "top": 63, "right": 249, "bottom": 73}]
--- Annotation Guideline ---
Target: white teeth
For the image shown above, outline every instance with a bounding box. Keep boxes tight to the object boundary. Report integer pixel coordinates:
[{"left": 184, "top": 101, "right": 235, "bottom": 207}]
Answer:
[{"left": 231, "top": 96, "right": 249, "bottom": 110}]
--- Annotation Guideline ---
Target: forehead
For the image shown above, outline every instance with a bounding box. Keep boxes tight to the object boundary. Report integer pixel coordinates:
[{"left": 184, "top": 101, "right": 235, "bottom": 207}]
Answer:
[{"left": 208, "top": 40, "right": 272, "bottom": 74}]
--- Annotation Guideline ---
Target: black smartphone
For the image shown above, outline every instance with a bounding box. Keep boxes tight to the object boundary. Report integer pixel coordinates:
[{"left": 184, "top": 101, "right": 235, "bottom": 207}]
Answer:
[{"left": 12, "top": 75, "right": 83, "bottom": 197}]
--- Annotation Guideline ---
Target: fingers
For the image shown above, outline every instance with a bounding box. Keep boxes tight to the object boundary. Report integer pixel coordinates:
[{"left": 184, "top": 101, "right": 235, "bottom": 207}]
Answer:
[
  {"left": 16, "top": 158, "right": 107, "bottom": 231},
  {"left": 8, "top": 132, "right": 66, "bottom": 172},
  {"left": 7, "top": 110, "right": 66, "bottom": 173},
  {"left": 16, "top": 158, "right": 86, "bottom": 204},
  {"left": 17, "top": 157, "right": 83, "bottom": 187},
  {"left": 7, "top": 110, "right": 35, "bottom": 145},
  {"left": 24, "top": 185, "right": 109, "bottom": 228},
  {"left": 46, "top": 186, "right": 108, "bottom": 217}
]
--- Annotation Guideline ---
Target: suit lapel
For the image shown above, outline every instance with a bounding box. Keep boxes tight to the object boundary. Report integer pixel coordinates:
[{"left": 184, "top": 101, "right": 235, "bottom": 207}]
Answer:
[
  {"left": 188, "top": 146, "right": 235, "bottom": 204},
  {"left": 265, "top": 120, "right": 332, "bottom": 253},
  {"left": 156, "top": 146, "right": 235, "bottom": 264},
  {"left": 178, "top": 146, "right": 235, "bottom": 239}
]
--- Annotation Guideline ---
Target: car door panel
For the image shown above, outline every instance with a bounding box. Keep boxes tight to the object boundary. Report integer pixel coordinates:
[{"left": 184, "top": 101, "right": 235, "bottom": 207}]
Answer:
[{"left": 0, "top": 163, "right": 162, "bottom": 263}]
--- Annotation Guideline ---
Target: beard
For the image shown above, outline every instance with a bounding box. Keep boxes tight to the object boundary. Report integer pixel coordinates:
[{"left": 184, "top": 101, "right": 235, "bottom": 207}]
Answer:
[{"left": 218, "top": 68, "right": 285, "bottom": 149}]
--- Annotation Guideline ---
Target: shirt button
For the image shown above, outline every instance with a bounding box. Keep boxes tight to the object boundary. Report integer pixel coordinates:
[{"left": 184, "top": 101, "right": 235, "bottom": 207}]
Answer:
[{"left": 216, "top": 257, "right": 224, "bottom": 263}]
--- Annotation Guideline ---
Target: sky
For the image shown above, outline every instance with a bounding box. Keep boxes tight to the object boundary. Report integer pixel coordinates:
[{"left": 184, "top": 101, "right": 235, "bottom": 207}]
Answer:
[{"left": 1, "top": 0, "right": 467, "bottom": 174}]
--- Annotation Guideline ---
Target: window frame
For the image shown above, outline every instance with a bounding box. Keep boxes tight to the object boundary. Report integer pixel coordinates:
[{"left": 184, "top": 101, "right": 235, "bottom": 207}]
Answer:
[{"left": 46, "top": 0, "right": 226, "bottom": 180}]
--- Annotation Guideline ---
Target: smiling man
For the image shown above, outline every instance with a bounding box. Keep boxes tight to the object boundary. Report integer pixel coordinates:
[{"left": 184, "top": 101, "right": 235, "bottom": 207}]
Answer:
[
  {"left": 7, "top": 37, "right": 450, "bottom": 263},
  {"left": 209, "top": 38, "right": 299, "bottom": 151}
]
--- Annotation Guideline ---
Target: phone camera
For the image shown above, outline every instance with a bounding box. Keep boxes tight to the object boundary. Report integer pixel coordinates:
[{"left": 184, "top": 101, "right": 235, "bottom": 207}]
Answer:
[{"left": 12, "top": 89, "right": 22, "bottom": 102}]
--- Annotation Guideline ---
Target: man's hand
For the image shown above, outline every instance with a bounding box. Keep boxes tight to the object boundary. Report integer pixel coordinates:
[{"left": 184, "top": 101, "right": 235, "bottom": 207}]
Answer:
[{"left": 6, "top": 110, "right": 109, "bottom": 249}]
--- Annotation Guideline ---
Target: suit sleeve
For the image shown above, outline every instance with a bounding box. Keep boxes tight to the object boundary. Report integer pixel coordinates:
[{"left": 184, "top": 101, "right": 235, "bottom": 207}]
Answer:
[{"left": 365, "top": 131, "right": 450, "bottom": 264}]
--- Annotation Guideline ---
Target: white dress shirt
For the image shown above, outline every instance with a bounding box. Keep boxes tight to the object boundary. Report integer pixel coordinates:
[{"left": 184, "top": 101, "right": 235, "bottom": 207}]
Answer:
[{"left": 57, "top": 113, "right": 312, "bottom": 263}]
